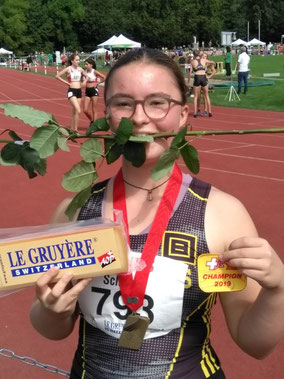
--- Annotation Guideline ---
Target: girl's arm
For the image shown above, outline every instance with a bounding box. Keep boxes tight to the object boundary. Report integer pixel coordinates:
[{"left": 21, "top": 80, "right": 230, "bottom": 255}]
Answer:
[
  {"left": 30, "top": 268, "right": 91, "bottom": 340},
  {"left": 81, "top": 69, "right": 88, "bottom": 87},
  {"left": 95, "top": 70, "right": 106, "bottom": 84},
  {"left": 206, "top": 189, "right": 284, "bottom": 359},
  {"left": 55, "top": 67, "right": 69, "bottom": 86},
  {"left": 187, "top": 64, "right": 193, "bottom": 85},
  {"left": 206, "top": 65, "right": 216, "bottom": 79}
]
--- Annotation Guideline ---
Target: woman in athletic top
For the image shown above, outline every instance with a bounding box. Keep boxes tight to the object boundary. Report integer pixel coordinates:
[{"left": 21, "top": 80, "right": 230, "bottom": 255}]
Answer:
[
  {"left": 56, "top": 53, "right": 87, "bottom": 131},
  {"left": 30, "top": 48, "right": 284, "bottom": 379},
  {"left": 83, "top": 58, "right": 106, "bottom": 125},
  {"left": 196, "top": 52, "right": 216, "bottom": 117},
  {"left": 188, "top": 50, "right": 215, "bottom": 117}
]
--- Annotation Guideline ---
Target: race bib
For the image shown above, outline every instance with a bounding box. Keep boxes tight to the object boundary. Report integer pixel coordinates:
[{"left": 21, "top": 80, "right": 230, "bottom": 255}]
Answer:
[{"left": 78, "top": 252, "right": 188, "bottom": 339}]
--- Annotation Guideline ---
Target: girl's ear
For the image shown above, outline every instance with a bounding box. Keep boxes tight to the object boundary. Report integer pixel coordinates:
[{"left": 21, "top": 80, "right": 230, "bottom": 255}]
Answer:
[{"left": 179, "top": 103, "right": 190, "bottom": 129}]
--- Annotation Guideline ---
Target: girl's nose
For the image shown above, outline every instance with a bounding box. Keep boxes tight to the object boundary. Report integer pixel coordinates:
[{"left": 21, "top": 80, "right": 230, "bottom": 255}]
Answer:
[{"left": 130, "top": 103, "right": 149, "bottom": 125}]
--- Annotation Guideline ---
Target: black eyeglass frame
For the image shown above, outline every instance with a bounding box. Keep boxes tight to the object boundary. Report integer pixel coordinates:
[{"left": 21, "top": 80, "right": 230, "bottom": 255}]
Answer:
[{"left": 106, "top": 94, "right": 184, "bottom": 120}]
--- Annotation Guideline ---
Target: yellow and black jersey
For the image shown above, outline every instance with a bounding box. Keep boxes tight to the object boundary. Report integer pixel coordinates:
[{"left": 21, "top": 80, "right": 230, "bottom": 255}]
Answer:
[{"left": 70, "top": 173, "right": 225, "bottom": 379}]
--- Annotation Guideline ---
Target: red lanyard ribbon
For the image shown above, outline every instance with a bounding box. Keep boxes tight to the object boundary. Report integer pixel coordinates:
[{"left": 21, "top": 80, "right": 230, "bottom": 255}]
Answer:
[{"left": 113, "top": 164, "right": 182, "bottom": 312}]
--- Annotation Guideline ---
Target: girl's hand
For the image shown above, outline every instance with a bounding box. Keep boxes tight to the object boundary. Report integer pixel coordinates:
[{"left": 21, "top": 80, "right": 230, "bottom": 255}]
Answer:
[
  {"left": 34, "top": 267, "right": 92, "bottom": 319},
  {"left": 219, "top": 237, "right": 284, "bottom": 290}
]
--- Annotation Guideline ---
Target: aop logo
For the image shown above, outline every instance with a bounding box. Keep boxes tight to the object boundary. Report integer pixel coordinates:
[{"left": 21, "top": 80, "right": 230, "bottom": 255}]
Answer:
[{"left": 98, "top": 250, "right": 116, "bottom": 268}]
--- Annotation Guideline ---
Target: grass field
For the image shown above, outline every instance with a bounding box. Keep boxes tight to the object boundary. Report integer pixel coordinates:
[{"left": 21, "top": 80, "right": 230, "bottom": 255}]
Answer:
[{"left": 191, "top": 54, "right": 284, "bottom": 112}]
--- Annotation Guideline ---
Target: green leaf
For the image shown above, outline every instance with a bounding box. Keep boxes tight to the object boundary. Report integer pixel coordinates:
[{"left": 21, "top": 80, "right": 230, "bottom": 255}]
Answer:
[
  {"left": 180, "top": 144, "right": 200, "bottom": 174},
  {"left": 62, "top": 161, "right": 97, "bottom": 192},
  {"left": 19, "top": 145, "right": 47, "bottom": 178},
  {"left": 34, "top": 158, "right": 47, "bottom": 176},
  {"left": 151, "top": 147, "right": 180, "bottom": 180},
  {"left": 1, "top": 143, "right": 22, "bottom": 163},
  {"left": 0, "top": 104, "right": 54, "bottom": 127},
  {"left": 129, "top": 134, "right": 154, "bottom": 143},
  {"left": 104, "top": 139, "right": 123, "bottom": 164},
  {"left": 0, "top": 153, "right": 18, "bottom": 166},
  {"left": 57, "top": 136, "right": 70, "bottom": 152},
  {"left": 30, "top": 124, "right": 59, "bottom": 158},
  {"left": 80, "top": 138, "right": 103, "bottom": 163},
  {"left": 170, "top": 125, "right": 187, "bottom": 148},
  {"left": 115, "top": 118, "right": 133, "bottom": 145},
  {"left": 65, "top": 187, "right": 92, "bottom": 221},
  {"left": 123, "top": 141, "right": 146, "bottom": 167},
  {"left": 86, "top": 117, "right": 110, "bottom": 136},
  {"left": 58, "top": 127, "right": 70, "bottom": 136}
]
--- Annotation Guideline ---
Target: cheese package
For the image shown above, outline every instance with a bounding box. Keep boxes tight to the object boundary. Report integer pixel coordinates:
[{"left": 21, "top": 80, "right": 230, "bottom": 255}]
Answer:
[{"left": 0, "top": 218, "right": 129, "bottom": 291}]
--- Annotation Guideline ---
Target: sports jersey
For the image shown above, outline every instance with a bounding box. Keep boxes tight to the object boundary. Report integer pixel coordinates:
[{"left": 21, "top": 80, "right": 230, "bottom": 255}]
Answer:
[
  {"left": 193, "top": 58, "right": 206, "bottom": 72},
  {"left": 85, "top": 68, "right": 98, "bottom": 84},
  {"left": 70, "top": 172, "right": 225, "bottom": 379},
  {"left": 67, "top": 67, "right": 82, "bottom": 83}
]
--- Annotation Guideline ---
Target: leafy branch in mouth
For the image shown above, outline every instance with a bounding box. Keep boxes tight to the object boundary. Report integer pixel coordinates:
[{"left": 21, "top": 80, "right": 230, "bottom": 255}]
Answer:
[{"left": 1, "top": 104, "right": 284, "bottom": 220}]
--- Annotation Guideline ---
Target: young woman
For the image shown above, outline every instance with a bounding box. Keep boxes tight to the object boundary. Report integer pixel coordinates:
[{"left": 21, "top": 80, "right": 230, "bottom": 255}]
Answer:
[
  {"left": 83, "top": 58, "right": 106, "bottom": 124},
  {"left": 188, "top": 50, "right": 215, "bottom": 117},
  {"left": 196, "top": 53, "right": 216, "bottom": 117},
  {"left": 30, "top": 48, "right": 284, "bottom": 379},
  {"left": 56, "top": 53, "right": 87, "bottom": 131}
]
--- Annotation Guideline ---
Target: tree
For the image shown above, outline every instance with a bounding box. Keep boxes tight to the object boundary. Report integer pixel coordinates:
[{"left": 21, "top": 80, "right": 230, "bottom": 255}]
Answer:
[
  {"left": 221, "top": 0, "right": 248, "bottom": 41},
  {"left": 0, "top": 0, "right": 30, "bottom": 54},
  {"left": 246, "top": 0, "right": 284, "bottom": 42},
  {"left": 77, "top": 0, "right": 134, "bottom": 51}
]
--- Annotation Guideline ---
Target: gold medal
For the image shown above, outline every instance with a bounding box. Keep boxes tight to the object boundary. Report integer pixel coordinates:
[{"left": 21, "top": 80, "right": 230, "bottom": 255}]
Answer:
[
  {"left": 118, "top": 313, "right": 150, "bottom": 350},
  {"left": 198, "top": 254, "right": 247, "bottom": 292}
]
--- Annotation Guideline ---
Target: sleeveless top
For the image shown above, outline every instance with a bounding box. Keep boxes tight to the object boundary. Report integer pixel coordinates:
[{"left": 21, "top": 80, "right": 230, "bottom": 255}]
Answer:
[
  {"left": 67, "top": 67, "right": 82, "bottom": 83},
  {"left": 193, "top": 58, "right": 206, "bottom": 72},
  {"left": 85, "top": 68, "right": 97, "bottom": 83},
  {"left": 70, "top": 173, "right": 225, "bottom": 379}
]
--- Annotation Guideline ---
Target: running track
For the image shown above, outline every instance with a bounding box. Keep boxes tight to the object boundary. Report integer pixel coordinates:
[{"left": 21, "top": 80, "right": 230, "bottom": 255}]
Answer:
[{"left": 0, "top": 68, "right": 284, "bottom": 378}]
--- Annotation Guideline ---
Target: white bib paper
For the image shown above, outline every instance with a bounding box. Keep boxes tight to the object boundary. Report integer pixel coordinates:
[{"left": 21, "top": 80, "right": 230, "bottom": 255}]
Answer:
[{"left": 79, "top": 252, "right": 188, "bottom": 339}]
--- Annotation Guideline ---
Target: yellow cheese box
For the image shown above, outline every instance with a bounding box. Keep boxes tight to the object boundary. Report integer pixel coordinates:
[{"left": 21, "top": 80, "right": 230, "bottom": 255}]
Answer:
[{"left": 0, "top": 219, "right": 128, "bottom": 291}]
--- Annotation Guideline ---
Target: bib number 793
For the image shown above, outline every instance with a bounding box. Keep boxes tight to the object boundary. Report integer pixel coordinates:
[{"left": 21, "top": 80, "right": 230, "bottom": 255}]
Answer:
[{"left": 91, "top": 286, "right": 154, "bottom": 323}]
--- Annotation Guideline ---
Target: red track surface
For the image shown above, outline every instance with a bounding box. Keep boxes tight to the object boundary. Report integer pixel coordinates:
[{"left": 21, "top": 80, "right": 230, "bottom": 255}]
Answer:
[{"left": 0, "top": 68, "right": 284, "bottom": 378}]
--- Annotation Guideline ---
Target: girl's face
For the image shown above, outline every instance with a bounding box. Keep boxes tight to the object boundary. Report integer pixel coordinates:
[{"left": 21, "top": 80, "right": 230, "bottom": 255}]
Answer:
[
  {"left": 72, "top": 56, "right": 80, "bottom": 66},
  {"left": 106, "top": 62, "right": 189, "bottom": 163},
  {"left": 85, "top": 61, "right": 92, "bottom": 70}
]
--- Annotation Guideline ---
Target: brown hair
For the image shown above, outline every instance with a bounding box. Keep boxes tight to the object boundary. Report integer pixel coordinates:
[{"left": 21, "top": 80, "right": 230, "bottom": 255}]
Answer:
[
  {"left": 85, "top": 58, "right": 97, "bottom": 69},
  {"left": 68, "top": 53, "right": 79, "bottom": 66},
  {"left": 104, "top": 48, "right": 188, "bottom": 104}
]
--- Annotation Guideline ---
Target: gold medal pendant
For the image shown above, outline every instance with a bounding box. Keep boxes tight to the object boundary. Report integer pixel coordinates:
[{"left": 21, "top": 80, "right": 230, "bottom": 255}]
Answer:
[{"left": 118, "top": 313, "right": 150, "bottom": 350}]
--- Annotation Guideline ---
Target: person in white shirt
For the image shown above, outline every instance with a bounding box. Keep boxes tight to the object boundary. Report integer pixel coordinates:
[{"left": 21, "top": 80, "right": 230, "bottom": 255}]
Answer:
[{"left": 237, "top": 46, "right": 250, "bottom": 94}]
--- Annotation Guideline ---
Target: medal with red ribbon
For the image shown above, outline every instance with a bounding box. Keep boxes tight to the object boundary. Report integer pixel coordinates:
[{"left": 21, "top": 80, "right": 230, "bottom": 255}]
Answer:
[{"left": 113, "top": 164, "right": 182, "bottom": 349}]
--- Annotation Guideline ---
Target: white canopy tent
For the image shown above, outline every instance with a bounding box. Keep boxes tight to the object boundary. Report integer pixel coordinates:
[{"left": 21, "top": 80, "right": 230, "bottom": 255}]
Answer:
[
  {"left": 231, "top": 39, "right": 248, "bottom": 46},
  {"left": 0, "top": 47, "right": 13, "bottom": 54},
  {"left": 98, "top": 34, "right": 141, "bottom": 49},
  {"left": 97, "top": 35, "right": 118, "bottom": 47},
  {"left": 91, "top": 47, "right": 112, "bottom": 56},
  {"left": 247, "top": 38, "right": 266, "bottom": 46}
]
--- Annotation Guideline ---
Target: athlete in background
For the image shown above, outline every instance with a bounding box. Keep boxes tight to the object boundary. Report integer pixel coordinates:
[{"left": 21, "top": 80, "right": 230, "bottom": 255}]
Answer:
[
  {"left": 83, "top": 58, "right": 106, "bottom": 124},
  {"left": 56, "top": 53, "right": 87, "bottom": 131}
]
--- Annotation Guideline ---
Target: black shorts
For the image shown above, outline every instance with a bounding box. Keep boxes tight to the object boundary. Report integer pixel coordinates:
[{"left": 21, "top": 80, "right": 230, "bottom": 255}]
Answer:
[
  {"left": 67, "top": 88, "right": 82, "bottom": 99},
  {"left": 193, "top": 75, "right": 208, "bottom": 87},
  {"left": 85, "top": 87, "right": 99, "bottom": 97}
]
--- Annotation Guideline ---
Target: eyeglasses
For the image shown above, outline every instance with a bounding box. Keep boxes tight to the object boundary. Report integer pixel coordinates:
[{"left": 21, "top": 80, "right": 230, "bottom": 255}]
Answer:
[{"left": 106, "top": 95, "right": 183, "bottom": 120}]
